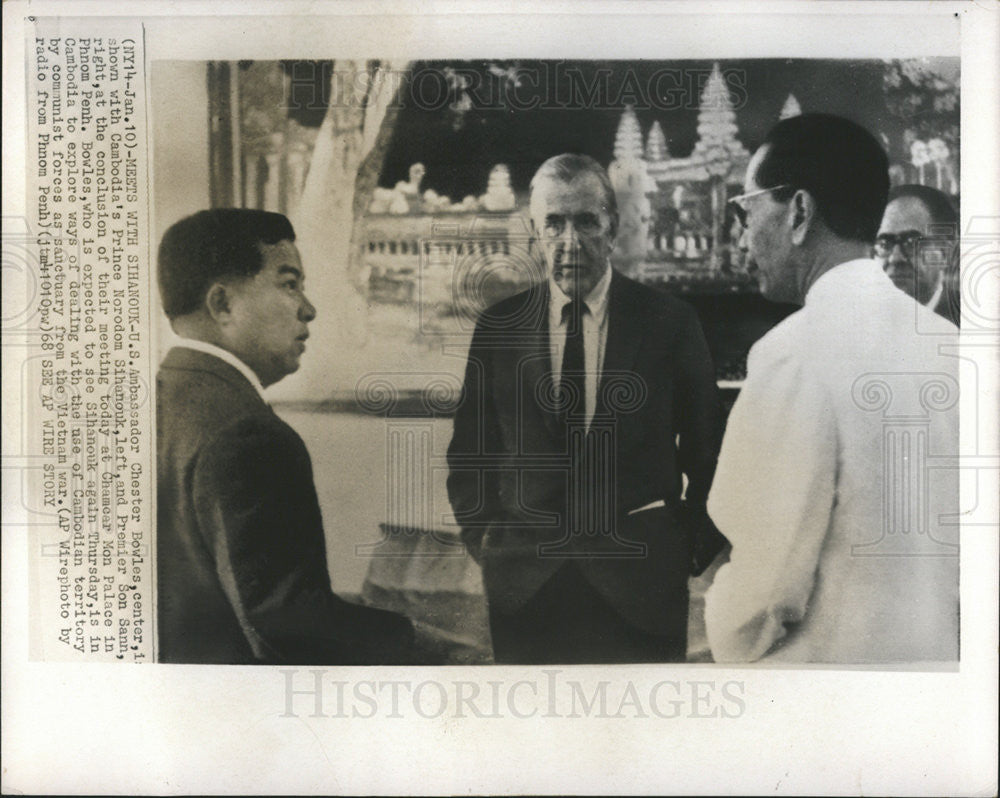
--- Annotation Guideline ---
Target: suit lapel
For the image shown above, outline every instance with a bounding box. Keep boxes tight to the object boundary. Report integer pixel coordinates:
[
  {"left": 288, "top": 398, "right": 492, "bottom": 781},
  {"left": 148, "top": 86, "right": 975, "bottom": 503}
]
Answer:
[{"left": 598, "top": 272, "right": 644, "bottom": 418}]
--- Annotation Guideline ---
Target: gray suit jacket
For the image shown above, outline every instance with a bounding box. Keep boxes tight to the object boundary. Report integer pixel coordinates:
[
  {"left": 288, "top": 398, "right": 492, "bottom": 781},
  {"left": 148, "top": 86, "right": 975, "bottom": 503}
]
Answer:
[{"left": 447, "top": 272, "right": 724, "bottom": 637}]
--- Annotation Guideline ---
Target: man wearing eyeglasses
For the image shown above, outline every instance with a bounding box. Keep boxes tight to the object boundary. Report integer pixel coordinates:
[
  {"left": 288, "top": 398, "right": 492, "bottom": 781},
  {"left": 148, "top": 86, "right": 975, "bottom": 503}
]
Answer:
[
  {"left": 874, "top": 184, "right": 960, "bottom": 326},
  {"left": 704, "top": 114, "right": 959, "bottom": 664},
  {"left": 447, "top": 154, "right": 724, "bottom": 663}
]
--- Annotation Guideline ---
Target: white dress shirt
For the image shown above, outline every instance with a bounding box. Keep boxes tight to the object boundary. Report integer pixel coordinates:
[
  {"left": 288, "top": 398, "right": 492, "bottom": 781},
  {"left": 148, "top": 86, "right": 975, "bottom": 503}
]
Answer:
[
  {"left": 173, "top": 338, "right": 268, "bottom": 402},
  {"left": 705, "top": 259, "right": 960, "bottom": 663},
  {"left": 548, "top": 265, "right": 612, "bottom": 429}
]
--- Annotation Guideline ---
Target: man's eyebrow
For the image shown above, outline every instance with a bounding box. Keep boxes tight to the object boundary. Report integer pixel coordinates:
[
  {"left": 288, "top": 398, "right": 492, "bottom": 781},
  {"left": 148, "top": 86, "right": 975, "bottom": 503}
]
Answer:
[{"left": 277, "top": 264, "right": 303, "bottom": 280}]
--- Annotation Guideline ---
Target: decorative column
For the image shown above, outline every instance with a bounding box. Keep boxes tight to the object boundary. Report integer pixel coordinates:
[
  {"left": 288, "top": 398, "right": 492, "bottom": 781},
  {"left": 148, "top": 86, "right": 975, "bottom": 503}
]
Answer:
[
  {"left": 207, "top": 61, "right": 237, "bottom": 207},
  {"left": 262, "top": 131, "right": 285, "bottom": 212},
  {"left": 705, "top": 149, "right": 730, "bottom": 271},
  {"left": 850, "top": 371, "right": 960, "bottom": 557}
]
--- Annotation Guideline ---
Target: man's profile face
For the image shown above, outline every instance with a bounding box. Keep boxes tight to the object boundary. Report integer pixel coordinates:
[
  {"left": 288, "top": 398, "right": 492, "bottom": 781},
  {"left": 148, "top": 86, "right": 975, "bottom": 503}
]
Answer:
[
  {"left": 530, "top": 172, "right": 616, "bottom": 299},
  {"left": 738, "top": 146, "right": 797, "bottom": 304},
  {"left": 875, "top": 197, "right": 949, "bottom": 305},
  {"left": 224, "top": 239, "right": 316, "bottom": 387}
]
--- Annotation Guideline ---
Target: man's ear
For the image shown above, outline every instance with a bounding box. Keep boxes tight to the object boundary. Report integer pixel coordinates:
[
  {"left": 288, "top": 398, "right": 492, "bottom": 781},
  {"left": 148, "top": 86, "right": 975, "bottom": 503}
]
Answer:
[
  {"left": 790, "top": 190, "right": 817, "bottom": 246},
  {"left": 204, "top": 281, "right": 233, "bottom": 324}
]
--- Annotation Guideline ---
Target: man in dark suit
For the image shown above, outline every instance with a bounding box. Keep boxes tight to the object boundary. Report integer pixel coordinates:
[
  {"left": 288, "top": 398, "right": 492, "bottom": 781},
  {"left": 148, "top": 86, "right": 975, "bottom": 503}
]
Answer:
[
  {"left": 156, "top": 208, "right": 415, "bottom": 664},
  {"left": 447, "top": 154, "right": 724, "bottom": 664}
]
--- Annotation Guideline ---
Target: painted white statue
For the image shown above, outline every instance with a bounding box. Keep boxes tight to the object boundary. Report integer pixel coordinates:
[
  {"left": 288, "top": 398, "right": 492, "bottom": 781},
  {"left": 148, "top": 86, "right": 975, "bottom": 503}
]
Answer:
[
  {"left": 927, "top": 138, "right": 958, "bottom": 194},
  {"left": 395, "top": 162, "right": 426, "bottom": 195},
  {"left": 388, "top": 191, "right": 410, "bottom": 215},
  {"left": 910, "top": 140, "right": 930, "bottom": 184},
  {"left": 481, "top": 164, "right": 516, "bottom": 211}
]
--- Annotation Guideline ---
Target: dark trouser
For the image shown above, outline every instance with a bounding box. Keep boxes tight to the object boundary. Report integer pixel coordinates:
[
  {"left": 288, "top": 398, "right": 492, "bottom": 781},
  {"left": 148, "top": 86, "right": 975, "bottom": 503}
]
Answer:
[{"left": 487, "top": 561, "right": 687, "bottom": 664}]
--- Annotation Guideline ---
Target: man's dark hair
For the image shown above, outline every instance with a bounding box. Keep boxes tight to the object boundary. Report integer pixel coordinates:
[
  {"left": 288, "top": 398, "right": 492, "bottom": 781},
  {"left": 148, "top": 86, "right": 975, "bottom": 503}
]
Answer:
[
  {"left": 887, "top": 184, "right": 959, "bottom": 229},
  {"left": 754, "top": 113, "right": 889, "bottom": 243},
  {"left": 158, "top": 208, "right": 296, "bottom": 319}
]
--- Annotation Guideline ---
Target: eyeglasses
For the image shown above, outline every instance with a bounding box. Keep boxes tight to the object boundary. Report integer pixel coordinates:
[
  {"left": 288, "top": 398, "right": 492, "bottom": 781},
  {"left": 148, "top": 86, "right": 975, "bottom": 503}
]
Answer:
[
  {"left": 728, "top": 184, "right": 793, "bottom": 228},
  {"left": 872, "top": 232, "right": 923, "bottom": 259}
]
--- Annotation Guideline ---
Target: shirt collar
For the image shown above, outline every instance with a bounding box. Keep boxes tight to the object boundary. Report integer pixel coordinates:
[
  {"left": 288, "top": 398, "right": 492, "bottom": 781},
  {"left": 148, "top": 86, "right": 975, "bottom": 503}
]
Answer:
[
  {"left": 549, "top": 263, "right": 613, "bottom": 324},
  {"left": 174, "top": 338, "right": 268, "bottom": 401},
  {"left": 804, "top": 258, "right": 886, "bottom": 307}
]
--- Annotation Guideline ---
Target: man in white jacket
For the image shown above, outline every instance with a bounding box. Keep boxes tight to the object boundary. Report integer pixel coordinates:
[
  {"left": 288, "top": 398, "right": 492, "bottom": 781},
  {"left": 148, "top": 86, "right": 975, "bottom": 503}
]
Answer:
[{"left": 705, "top": 114, "right": 959, "bottom": 664}]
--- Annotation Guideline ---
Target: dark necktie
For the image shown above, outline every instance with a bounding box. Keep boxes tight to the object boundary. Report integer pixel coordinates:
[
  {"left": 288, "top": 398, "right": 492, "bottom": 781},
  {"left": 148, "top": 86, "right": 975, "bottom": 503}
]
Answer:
[{"left": 560, "top": 299, "right": 587, "bottom": 422}]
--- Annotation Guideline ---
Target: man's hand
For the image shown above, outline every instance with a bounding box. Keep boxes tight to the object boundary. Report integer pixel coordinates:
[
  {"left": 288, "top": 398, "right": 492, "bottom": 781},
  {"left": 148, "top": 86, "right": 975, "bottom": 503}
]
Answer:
[{"left": 681, "top": 502, "right": 729, "bottom": 577}]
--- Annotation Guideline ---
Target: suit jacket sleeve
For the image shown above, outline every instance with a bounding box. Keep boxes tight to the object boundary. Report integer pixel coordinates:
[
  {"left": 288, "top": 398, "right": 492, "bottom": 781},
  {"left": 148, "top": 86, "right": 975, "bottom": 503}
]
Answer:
[
  {"left": 192, "top": 416, "right": 415, "bottom": 665},
  {"left": 447, "top": 322, "right": 504, "bottom": 562},
  {"left": 671, "top": 302, "right": 727, "bottom": 573}
]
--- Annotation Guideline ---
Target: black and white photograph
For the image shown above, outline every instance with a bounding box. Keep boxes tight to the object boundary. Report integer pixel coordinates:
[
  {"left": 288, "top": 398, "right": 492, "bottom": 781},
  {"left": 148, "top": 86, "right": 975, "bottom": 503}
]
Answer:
[
  {"left": 2, "top": 2, "right": 997, "bottom": 795},
  {"left": 152, "top": 56, "right": 962, "bottom": 666}
]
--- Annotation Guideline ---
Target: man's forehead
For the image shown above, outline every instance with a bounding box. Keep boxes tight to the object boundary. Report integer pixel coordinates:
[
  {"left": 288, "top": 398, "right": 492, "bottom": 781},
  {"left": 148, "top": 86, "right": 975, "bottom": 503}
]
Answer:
[
  {"left": 531, "top": 173, "right": 607, "bottom": 211},
  {"left": 258, "top": 239, "right": 304, "bottom": 274},
  {"left": 879, "top": 197, "right": 933, "bottom": 234}
]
